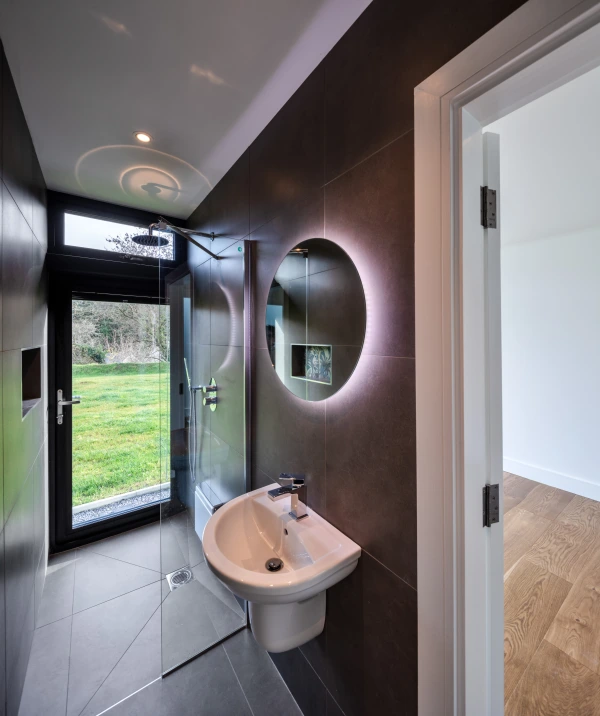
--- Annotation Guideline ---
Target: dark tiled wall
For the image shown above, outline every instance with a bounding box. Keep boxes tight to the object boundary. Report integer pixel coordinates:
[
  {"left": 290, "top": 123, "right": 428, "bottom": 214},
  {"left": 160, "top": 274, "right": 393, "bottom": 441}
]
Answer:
[
  {"left": 0, "top": 44, "right": 48, "bottom": 716},
  {"left": 187, "top": 0, "right": 525, "bottom": 713},
  {"left": 186, "top": 211, "right": 247, "bottom": 508}
]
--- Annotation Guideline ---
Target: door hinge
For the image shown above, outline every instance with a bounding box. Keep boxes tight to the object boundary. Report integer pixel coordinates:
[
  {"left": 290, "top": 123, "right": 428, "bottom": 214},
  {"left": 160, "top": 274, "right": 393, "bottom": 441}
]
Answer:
[
  {"left": 483, "top": 484, "right": 500, "bottom": 527},
  {"left": 480, "top": 186, "right": 497, "bottom": 229}
]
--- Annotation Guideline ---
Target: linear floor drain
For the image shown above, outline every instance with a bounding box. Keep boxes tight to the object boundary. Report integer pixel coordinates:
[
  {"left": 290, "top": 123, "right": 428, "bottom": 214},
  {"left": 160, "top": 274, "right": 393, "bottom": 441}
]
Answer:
[{"left": 166, "top": 567, "right": 193, "bottom": 591}]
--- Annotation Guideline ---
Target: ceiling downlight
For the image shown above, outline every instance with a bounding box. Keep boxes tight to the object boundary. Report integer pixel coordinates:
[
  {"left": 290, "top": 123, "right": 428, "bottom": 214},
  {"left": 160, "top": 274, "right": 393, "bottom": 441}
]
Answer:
[{"left": 134, "top": 131, "right": 152, "bottom": 143}]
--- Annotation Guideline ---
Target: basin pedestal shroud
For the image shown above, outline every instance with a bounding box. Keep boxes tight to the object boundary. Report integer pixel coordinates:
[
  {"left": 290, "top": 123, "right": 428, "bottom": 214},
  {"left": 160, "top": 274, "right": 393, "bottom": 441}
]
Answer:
[{"left": 250, "top": 590, "right": 325, "bottom": 652}]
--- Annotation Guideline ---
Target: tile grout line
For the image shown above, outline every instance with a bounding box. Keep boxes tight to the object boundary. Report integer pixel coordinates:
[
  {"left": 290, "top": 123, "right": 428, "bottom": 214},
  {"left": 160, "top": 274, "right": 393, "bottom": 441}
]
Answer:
[
  {"left": 78, "top": 545, "right": 162, "bottom": 575},
  {"left": 295, "top": 643, "right": 345, "bottom": 715},
  {"left": 39, "top": 554, "right": 161, "bottom": 630},
  {"left": 259, "top": 644, "right": 304, "bottom": 715},
  {"left": 322, "top": 127, "right": 415, "bottom": 189},
  {"left": 221, "top": 643, "right": 256, "bottom": 716},
  {"left": 361, "top": 548, "right": 417, "bottom": 593},
  {"left": 74, "top": 599, "right": 162, "bottom": 716},
  {"left": 71, "top": 575, "right": 163, "bottom": 619},
  {"left": 64, "top": 549, "right": 78, "bottom": 716},
  {"left": 1, "top": 176, "right": 43, "bottom": 244},
  {"left": 192, "top": 568, "right": 245, "bottom": 624},
  {"left": 93, "top": 678, "right": 161, "bottom": 716},
  {"left": 2, "top": 440, "right": 44, "bottom": 531},
  {"left": 246, "top": 128, "right": 414, "bottom": 238}
]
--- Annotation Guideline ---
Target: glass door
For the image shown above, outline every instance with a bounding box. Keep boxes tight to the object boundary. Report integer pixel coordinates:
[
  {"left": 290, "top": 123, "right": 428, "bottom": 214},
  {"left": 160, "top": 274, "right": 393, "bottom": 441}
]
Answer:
[
  {"left": 159, "top": 242, "right": 248, "bottom": 673},
  {"left": 53, "top": 290, "right": 167, "bottom": 548},
  {"left": 70, "top": 298, "right": 168, "bottom": 527}
]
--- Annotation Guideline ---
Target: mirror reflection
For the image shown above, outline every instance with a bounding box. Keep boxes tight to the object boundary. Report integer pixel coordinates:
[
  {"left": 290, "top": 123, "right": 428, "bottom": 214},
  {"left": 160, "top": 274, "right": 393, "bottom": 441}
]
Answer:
[{"left": 266, "top": 238, "right": 366, "bottom": 401}]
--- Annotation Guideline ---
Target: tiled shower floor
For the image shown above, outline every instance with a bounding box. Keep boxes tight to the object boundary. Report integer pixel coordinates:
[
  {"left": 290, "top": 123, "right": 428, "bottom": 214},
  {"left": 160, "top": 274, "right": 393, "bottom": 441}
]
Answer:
[{"left": 18, "top": 517, "right": 301, "bottom": 716}]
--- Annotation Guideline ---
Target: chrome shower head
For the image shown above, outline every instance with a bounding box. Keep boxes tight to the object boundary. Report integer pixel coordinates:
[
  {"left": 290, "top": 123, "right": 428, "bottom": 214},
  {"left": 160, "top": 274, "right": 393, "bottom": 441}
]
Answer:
[{"left": 130, "top": 234, "right": 170, "bottom": 247}]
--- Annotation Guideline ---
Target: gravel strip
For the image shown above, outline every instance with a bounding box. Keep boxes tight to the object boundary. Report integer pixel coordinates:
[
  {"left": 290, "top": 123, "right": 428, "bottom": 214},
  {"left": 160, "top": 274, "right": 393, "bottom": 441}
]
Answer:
[{"left": 73, "top": 487, "right": 170, "bottom": 526}]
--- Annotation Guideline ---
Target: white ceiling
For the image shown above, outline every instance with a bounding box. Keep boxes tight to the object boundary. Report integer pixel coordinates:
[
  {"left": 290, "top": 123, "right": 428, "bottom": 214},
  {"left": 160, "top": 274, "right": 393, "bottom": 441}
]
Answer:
[
  {"left": 0, "top": 0, "right": 371, "bottom": 219},
  {"left": 486, "top": 63, "right": 600, "bottom": 245}
]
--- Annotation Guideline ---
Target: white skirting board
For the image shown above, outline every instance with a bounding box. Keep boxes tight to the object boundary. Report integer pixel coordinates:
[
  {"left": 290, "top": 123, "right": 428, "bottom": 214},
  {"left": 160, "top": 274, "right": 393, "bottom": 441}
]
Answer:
[{"left": 504, "top": 458, "right": 600, "bottom": 503}]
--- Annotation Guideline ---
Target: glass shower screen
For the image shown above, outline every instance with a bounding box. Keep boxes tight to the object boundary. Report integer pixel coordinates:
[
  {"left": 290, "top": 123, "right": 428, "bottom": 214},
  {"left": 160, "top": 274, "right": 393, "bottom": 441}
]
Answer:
[{"left": 159, "top": 240, "right": 248, "bottom": 673}]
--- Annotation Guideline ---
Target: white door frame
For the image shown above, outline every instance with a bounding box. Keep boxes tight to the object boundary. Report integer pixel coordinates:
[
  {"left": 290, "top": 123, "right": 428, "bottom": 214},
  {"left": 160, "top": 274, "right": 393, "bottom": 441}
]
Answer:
[{"left": 415, "top": 1, "right": 600, "bottom": 714}]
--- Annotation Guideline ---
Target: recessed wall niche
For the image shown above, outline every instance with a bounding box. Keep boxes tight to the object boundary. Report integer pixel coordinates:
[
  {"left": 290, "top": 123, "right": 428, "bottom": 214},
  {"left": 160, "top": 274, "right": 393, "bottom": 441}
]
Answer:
[{"left": 22, "top": 347, "right": 42, "bottom": 418}]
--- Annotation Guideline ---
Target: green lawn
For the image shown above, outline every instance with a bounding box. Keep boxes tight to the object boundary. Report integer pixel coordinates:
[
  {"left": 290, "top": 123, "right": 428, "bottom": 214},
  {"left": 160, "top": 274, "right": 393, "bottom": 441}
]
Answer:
[{"left": 72, "top": 362, "right": 169, "bottom": 506}]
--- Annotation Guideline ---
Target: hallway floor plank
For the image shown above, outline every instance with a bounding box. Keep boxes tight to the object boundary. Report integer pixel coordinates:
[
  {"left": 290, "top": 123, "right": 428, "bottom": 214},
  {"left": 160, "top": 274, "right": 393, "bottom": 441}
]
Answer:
[{"left": 504, "top": 474, "right": 600, "bottom": 714}]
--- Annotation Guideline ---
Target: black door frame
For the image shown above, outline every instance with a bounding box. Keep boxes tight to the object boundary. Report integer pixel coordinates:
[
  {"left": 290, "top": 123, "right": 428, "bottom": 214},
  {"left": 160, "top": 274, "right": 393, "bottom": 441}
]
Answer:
[
  {"left": 47, "top": 192, "right": 188, "bottom": 552},
  {"left": 49, "top": 275, "right": 170, "bottom": 552}
]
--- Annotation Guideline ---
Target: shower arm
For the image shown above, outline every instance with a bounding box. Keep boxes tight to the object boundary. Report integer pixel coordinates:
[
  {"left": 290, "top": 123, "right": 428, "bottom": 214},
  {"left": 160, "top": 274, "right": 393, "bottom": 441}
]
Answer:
[{"left": 151, "top": 217, "right": 222, "bottom": 260}]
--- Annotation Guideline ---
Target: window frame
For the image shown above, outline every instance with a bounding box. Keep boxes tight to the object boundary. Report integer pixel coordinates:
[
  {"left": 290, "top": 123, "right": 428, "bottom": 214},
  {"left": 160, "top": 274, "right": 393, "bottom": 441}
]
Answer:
[{"left": 48, "top": 191, "right": 186, "bottom": 268}]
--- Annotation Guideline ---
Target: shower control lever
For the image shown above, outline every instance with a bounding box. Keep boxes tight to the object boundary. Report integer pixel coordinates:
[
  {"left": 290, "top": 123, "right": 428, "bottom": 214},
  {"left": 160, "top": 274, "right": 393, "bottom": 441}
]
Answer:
[
  {"left": 56, "top": 389, "right": 81, "bottom": 425},
  {"left": 202, "top": 379, "right": 218, "bottom": 411}
]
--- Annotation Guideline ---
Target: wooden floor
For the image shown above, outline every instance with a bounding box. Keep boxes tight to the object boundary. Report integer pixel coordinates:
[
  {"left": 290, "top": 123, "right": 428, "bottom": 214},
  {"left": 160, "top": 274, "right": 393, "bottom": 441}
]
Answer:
[{"left": 504, "top": 473, "right": 600, "bottom": 715}]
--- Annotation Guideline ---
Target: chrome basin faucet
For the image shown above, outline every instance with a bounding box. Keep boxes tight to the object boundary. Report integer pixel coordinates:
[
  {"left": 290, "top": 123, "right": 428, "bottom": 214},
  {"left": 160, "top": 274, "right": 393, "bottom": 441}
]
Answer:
[{"left": 267, "top": 473, "right": 308, "bottom": 521}]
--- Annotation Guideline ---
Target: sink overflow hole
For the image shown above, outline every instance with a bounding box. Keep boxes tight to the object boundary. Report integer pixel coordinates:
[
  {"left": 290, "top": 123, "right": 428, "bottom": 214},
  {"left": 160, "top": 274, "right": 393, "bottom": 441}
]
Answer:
[
  {"left": 284, "top": 528, "right": 288, "bottom": 535},
  {"left": 266, "top": 558, "right": 284, "bottom": 572}
]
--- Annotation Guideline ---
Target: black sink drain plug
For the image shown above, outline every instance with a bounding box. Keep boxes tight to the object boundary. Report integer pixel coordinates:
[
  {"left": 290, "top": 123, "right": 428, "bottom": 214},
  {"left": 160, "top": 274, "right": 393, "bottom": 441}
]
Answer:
[{"left": 266, "top": 558, "right": 283, "bottom": 572}]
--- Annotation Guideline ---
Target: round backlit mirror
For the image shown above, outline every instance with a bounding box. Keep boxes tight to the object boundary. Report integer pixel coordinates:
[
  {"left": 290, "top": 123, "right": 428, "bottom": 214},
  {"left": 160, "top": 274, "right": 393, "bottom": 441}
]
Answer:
[{"left": 265, "top": 238, "right": 366, "bottom": 401}]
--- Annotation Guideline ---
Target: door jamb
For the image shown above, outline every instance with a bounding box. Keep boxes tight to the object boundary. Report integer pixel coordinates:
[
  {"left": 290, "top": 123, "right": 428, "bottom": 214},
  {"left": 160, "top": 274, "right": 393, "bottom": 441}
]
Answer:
[{"left": 415, "top": 0, "right": 600, "bottom": 713}]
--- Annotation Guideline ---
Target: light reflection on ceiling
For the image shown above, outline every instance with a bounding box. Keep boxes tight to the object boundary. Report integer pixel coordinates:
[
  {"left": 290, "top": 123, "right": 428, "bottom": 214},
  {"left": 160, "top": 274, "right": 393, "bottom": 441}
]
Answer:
[
  {"left": 0, "top": 0, "right": 372, "bottom": 219},
  {"left": 74, "top": 144, "right": 209, "bottom": 214},
  {"left": 93, "top": 13, "right": 131, "bottom": 37},
  {"left": 189, "top": 65, "right": 227, "bottom": 87}
]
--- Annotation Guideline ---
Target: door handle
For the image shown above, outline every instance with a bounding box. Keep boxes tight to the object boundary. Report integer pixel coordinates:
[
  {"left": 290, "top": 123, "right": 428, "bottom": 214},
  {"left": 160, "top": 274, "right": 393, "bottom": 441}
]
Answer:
[{"left": 57, "top": 389, "right": 81, "bottom": 424}]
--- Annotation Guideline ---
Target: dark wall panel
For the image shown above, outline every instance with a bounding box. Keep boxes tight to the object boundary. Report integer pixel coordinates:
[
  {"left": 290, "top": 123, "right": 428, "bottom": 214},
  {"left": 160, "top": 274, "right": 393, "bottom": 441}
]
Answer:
[
  {"left": 211, "top": 151, "right": 250, "bottom": 249},
  {"left": 185, "top": 0, "right": 528, "bottom": 712},
  {"left": 2, "top": 55, "right": 33, "bottom": 227},
  {"left": 0, "top": 42, "right": 48, "bottom": 716},
  {"left": 249, "top": 69, "right": 324, "bottom": 234},
  {"left": 324, "top": 0, "right": 526, "bottom": 183},
  {"left": 324, "top": 134, "right": 415, "bottom": 359},
  {"left": 2, "top": 186, "right": 33, "bottom": 352}
]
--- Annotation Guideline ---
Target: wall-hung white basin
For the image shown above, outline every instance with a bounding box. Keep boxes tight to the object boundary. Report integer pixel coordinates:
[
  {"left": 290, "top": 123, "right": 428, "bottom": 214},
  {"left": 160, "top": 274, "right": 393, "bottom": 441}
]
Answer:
[{"left": 203, "top": 485, "right": 361, "bottom": 652}]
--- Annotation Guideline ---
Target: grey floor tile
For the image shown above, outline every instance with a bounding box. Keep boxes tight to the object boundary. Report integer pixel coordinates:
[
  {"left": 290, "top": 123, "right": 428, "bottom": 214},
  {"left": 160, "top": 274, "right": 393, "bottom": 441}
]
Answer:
[
  {"left": 79, "top": 522, "right": 161, "bottom": 573},
  {"left": 73, "top": 551, "right": 160, "bottom": 613},
  {"left": 192, "top": 568, "right": 245, "bottom": 639},
  {"left": 79, "top": 607, "right": 161, "bottom": 716},
  {"left": 8, "top": 584, "right": 35, "bottom": 716},
  {"left": 160, "top": 512, "right": 190, "bottom": 575},
  {"left": 160, "top": 645, "right": 253, "bottom": 716},
  {"left": 36, "top": 550, "right": 77, "bottom": 628},
  {"left": 101, "top": 679, "right": 163, "bottom": 716},
  {"left": 161, "top": 579, "right": 219, "bottom": 672},
  {"left": 105, "top": 646, "right": 256, "bottom": 716},
  {"left": 224, "top": 629, "right": 302, "bottom": 716},
  {"left": 194, "top": 561, "right": 245, "bottom": 617},
  {"left": 67, "top": 582, "right": 161, "bottom": 716},
  {"left": 187, "top": 516, "right": 205, "bottom": 568},
  {"left": 18, "top": 616, "right": 72, "bottom": 716}
]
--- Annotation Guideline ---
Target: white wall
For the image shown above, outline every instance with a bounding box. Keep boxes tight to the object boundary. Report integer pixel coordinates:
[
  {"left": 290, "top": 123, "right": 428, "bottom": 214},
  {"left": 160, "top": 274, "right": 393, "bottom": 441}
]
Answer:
[
  {"left": 501, "top": 229, "right": 600, "bottom": 498},
  {"left": 488, "top": 64, "right": 600, "bottom": 499}
]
